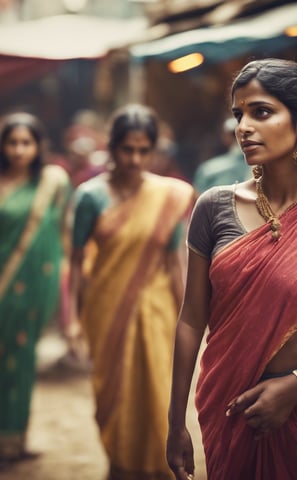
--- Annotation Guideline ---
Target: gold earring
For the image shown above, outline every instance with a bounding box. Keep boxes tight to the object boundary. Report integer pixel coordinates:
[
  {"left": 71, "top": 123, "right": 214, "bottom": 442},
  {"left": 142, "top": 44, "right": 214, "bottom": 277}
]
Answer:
[
  {"left": 292, "top": 151, "right": 297, "bottom": 165},
  {"left": 252, "top": 165, "right": 262, "bottom": 179}
]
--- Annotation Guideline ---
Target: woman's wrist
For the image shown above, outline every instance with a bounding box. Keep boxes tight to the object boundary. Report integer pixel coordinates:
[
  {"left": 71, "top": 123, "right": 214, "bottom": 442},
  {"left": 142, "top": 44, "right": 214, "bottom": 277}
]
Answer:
[
  {"left": 285, "top": 372, "right": 297, "bottom": 407},
  {"left": 168, "top": 423, "right": 186, "bottom": 435},
  {"left": 168, "top": 411, "right": 186, "bottom": 432},
  {"left": 283, "top": 371, "right": 297, "bottom": 400}
]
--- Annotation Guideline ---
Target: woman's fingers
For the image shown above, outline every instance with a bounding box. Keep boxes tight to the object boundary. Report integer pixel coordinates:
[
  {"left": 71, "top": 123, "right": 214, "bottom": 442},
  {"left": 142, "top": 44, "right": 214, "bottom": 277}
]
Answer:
[
  {"left": 183, "top": 441, "right": 195, "bottom": 474},
  {"left": 226, "top": 384, "right": 264, "bottom": 415},
  {"left": 245, "top": 415, "right": 263, "bottom": 429},
  {"left": 167, "top": 428, "right": 195, "bottom": 479},
  {"left": 168, "top": 455, "right": 194, "bottom": 479},
  {"left": 168, "top": 463, "right": 184, "bottom": 479},
  {"left": 175, "top": 464, "right": 194, "bottom": 480}
]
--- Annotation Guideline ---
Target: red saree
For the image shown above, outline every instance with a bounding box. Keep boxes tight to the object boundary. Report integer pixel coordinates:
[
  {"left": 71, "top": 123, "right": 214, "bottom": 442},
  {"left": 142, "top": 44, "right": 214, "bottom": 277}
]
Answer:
[{"left": 196, "top": 206, "right": 297, "bottom": 480}]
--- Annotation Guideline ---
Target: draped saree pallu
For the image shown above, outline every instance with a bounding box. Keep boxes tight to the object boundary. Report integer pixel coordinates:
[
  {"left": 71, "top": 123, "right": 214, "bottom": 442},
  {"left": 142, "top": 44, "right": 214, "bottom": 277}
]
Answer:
[
  {"left": 80, "top": 175, "right": 193, "bottom": 480},
  {"left": 195, "top": 206, "right": 297, "bottom": 480},
  {"left": 0, "top": 166, "right": 68, "bottom": 459}
]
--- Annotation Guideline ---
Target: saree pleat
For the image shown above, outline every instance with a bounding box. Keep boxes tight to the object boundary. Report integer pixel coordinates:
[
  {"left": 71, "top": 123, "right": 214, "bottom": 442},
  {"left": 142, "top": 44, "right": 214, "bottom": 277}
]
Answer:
[
  {"left": 0, "top": 167, "right": 69, "bottom": 456},
  {"left": 80, "top": 175, "right": 193, "bottom": 479},
  {"left": 196, "top": 206, "right": 297, "bottom": 479}
]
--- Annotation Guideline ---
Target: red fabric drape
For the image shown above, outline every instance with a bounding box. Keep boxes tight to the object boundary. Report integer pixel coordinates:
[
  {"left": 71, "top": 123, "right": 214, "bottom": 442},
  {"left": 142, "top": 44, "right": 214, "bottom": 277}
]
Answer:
[
  {"left": 0, "top": 54, "right": 64, "bottom": 93},
  {"left": 196, "top": 206, "right": 297, "bottom": 479}
]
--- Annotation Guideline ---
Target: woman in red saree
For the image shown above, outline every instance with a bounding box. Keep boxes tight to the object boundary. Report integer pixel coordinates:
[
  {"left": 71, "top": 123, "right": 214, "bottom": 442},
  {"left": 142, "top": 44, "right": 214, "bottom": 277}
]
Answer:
[{"left": 167, "top": 58, "right": 297, "bottom": 480}]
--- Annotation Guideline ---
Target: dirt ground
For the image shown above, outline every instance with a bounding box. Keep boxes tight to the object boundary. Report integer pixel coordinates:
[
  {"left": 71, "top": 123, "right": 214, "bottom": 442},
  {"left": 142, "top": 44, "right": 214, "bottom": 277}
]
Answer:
[{"left": 0, "top": 329, "right": 207, "bottom": 480}]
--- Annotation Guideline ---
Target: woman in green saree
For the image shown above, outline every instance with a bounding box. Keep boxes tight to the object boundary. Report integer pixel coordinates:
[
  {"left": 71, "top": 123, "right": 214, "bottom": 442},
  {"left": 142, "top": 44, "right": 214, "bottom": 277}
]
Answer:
[
  {"left": 68, "top": 104, "right": 196, "bottom": 480},
  {"left": 0, "top": 112, "right": 70, "bottom": 464}
]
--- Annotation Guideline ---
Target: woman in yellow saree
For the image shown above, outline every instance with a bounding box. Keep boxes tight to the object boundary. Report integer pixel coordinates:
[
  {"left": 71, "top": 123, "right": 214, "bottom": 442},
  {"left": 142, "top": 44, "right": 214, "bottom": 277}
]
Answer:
[
  {"left": 69, "top": 104, "right": 195, "bottom": 480},
  {"left": 0, "top": 113, "right": 70, "bottom": 465}
]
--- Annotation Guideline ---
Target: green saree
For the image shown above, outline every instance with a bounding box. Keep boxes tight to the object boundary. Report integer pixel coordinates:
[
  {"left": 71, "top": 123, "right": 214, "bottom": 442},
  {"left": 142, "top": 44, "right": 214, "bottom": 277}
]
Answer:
[{"left": 0, "top": 165, "right": 70, "bottom": 459}]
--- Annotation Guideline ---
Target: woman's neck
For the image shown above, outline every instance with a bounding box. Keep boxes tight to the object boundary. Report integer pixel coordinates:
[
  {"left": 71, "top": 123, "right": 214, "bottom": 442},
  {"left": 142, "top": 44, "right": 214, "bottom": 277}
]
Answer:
[
  {"left": 109, "top": 169, "right": 144, "bottom": 190},
  {"left": 108, "top": 170, "right": 145, "bottom": 201},
  {"left": 261, "top": 170, "right": 297, "bottom": 205},
  {"left": 2, "top": 167, "right": 31, "bottom": 182}
]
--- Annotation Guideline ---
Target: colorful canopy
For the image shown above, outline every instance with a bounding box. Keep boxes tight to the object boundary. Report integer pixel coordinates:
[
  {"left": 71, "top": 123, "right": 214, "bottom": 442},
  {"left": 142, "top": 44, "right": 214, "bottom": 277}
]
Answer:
[{"left": 130, "top": 4, "right": 297, "bottom": 63}]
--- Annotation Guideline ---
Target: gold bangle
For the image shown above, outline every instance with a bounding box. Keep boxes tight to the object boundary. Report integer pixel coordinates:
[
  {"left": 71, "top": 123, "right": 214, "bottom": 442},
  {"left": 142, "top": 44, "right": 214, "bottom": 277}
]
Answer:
[{"left": 292, "top": 370, "right": 297, "bottom": 378}]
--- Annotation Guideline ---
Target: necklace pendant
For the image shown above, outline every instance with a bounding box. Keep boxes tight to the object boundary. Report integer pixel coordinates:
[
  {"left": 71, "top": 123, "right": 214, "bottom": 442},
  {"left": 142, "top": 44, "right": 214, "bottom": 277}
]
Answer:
[
  {"left": 270, "top": 218, "right": 281, "bottom": 239},
  {"left": 271, "top": 229, "right": 280, "bottom": 240},
  {"left": 256, "top": 177, "right": 282, "bottom": 241},
  {"left": 270, "top": 219, "right": 280, "bottom": 231}
]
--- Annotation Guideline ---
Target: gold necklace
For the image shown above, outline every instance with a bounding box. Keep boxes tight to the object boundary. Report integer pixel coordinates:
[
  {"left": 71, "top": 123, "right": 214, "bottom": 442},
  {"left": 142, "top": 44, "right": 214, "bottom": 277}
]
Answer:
[
  {"left": 255, "top": 178, "right": 297, "bottom": 240},
  {"left": 255, "top": 178, "right": 281, "bottom": 240}
]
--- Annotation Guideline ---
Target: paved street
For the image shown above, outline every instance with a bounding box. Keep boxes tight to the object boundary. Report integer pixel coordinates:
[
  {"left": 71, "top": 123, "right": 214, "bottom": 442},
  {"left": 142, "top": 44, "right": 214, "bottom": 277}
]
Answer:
[{"left": 0, "top": 329, "right": 207, "bottom": 480}]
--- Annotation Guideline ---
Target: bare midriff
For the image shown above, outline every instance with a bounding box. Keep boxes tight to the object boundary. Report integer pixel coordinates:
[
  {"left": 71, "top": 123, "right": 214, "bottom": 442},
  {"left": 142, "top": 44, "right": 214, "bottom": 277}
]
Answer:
[{"left": 264, "top": 330, "right": 297, "bottom": 374}]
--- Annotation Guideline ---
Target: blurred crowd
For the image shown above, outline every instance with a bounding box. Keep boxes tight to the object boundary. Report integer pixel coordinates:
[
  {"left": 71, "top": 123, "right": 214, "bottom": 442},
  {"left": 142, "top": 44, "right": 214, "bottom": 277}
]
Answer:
[{"left": 0, "top": 103, "right": 248, "bottom": 478}]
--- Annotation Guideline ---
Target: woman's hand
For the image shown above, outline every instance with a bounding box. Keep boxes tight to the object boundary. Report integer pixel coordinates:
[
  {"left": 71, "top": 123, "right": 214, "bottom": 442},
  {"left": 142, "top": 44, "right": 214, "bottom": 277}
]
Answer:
[
  {"left": 67, "top": 247, "right": 89, "bottom": 360},
  {"left": 63, "top": 316, "right": 89, "bottom": 361},
  {"left": 226, "top": 374, "right": 297, "bottom": 439},
  {"left": 166, "top": 427, "right": 195, "bottom": 480}
]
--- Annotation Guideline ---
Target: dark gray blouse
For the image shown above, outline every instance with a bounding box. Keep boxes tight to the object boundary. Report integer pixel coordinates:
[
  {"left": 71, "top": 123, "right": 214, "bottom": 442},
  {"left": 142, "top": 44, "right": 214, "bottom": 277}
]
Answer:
[{"left": 187, "top": 185, "right": 246, "bottom": 259}]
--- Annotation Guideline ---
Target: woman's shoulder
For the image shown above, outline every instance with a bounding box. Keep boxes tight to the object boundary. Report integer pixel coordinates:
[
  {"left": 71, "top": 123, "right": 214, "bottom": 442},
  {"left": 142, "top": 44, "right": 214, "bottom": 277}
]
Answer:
[
  {"left": 145, "top": 172, "right": 194, "bottom": 196},
  {"left": 42, "top": 164, "right": 69, "bottom": 185},
  {"left": 201, "top": 179, "right": 256, "bottom": 210},
  {"left": 191, "top": 184, "right": 240, "bottom": 223},
  {"left": 196, "top": 184, "right": 235, "bottom": 205},
  {"left": 74, "top": 173, "right": 109, "bottom": 211},
  {"left": 145, "top": 171, "right": 190, "bottom": 186},
  {"left": 76, "top": 172, "right": 107, "bottom": 193},
  {"left": 234, "top": 179, "right": 256, "bottom": 202}
]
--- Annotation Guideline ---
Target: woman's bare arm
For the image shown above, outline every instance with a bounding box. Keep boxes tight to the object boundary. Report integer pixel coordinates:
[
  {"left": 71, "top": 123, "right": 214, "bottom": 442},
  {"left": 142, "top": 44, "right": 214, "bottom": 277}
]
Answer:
[
  {"left": 165, "top": 247, "right": 186, "bottom": 310},
  {"left": 167, "top": 249, "right": 210, "bottom": 480},
  {"left": 65, "top": 247, "right": 88, "bottom": 356}
]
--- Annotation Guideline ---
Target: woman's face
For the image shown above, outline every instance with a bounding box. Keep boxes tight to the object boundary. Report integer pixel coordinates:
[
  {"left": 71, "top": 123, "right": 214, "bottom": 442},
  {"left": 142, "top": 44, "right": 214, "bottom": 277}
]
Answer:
[
  {"left": 232, "top": 79, "right": 297, "bottom": 168},
  {"left": 3, "top": 126, "right": 39, "bottom": 171},
  {"left": 112, "top": 129, "right": 153, "bottom": 177}
]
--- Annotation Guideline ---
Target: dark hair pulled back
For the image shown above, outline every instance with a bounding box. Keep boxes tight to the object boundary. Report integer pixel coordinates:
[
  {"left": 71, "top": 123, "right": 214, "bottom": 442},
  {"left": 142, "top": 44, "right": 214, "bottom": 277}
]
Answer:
[
  {"left": 108, "top": 104, "right": 159, "bottom": 152},
  {"left": 231, "top": 58, "right": 297, "bottom": 125}
]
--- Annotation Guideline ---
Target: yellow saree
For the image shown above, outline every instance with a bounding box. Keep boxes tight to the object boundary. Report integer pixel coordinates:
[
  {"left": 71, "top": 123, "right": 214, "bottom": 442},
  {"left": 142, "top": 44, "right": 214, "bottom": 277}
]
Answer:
[{"left": 74, "top": 173, "right": 194, "bottom": 479}]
